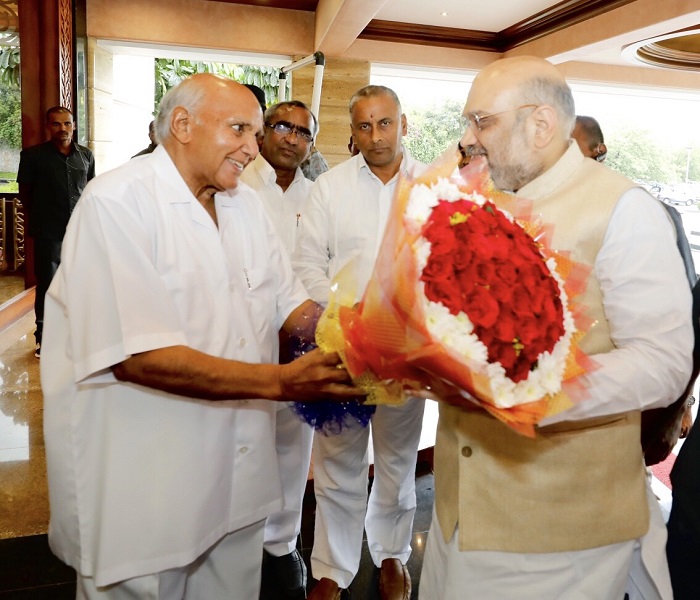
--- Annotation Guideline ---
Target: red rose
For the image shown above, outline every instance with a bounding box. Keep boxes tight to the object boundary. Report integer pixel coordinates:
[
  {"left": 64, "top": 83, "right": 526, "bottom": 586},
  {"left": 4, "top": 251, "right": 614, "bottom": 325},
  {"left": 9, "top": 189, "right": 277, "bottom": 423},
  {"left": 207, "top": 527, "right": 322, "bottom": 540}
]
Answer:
[
  {"left": 464, "top": 286, "right": 500, "bottom": 329},
  {"left": 420, "top": 198, "right": 566, "bottom": 382}
]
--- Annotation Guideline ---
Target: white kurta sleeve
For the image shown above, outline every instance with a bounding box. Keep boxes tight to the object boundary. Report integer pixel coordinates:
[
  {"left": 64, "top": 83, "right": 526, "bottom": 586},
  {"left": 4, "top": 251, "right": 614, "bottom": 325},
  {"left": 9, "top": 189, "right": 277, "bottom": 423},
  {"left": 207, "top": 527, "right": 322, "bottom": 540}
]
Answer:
[
  {"left": 58, "top": 190, "right": 187, "bottom": 383},
  {"left": 540, "top": 188, "right": 693, "bottom": 424}
]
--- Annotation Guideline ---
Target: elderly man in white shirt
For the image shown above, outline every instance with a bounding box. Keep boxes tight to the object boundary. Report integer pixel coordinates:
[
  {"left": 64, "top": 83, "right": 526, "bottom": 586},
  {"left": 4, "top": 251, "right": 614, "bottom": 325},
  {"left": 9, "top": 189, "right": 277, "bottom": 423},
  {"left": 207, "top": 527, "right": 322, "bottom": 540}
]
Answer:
[
  {"left": 240, "top": 99, "right": 317, "bottom": 600},
  {"left": 293, "top": 85, "right": 425, "bottom": 600},
  {"left": 41, "top": 74, "right": 362, "bottom": 600}
]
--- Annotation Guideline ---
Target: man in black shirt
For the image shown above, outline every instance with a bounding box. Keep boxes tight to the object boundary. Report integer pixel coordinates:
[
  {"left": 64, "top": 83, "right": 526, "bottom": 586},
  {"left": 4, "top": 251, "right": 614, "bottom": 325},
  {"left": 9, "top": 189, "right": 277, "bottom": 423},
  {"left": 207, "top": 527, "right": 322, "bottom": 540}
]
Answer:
[{"left": 17, "top": 106, "right": 95, "bottom": 357}]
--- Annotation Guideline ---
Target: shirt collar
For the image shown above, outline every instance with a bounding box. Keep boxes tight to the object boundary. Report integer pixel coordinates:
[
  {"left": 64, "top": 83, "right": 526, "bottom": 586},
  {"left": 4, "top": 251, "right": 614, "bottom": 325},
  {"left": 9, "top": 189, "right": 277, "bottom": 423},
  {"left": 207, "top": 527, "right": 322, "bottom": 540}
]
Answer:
[
  {"left": 252, "top": 153, "right": 305, "bottom": 187},
  {"left": 355, "top": 145, "right": 415, "bottom": 184}
]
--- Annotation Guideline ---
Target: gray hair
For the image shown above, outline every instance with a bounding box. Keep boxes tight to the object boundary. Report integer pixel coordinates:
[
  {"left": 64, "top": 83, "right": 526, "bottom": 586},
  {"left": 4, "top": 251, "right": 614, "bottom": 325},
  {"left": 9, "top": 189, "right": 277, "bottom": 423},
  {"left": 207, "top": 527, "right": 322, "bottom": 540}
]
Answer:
[
  {"left": 348, "top": 85, "right": 402, "bottom": 115},
  {"left": 517, "top": 76, "right": 575, "bottom": 136},
  {"left": 154, "top": 77, "right": 208, "bottom": 144},
  {"left": 264, "top": 100, "right": 319, "bottom": 137}
]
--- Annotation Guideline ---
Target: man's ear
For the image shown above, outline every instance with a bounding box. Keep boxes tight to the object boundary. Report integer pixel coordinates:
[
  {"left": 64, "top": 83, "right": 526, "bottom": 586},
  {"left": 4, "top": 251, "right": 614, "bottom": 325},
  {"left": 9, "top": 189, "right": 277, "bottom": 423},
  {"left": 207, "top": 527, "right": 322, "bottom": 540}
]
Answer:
[
  {"left": 596, "top": 142, "right": 608, "bottom": 162},
  {"left": 401, "top": 113, "right": 408, "bottom": 137},
  {"left": 530, "top": 104, "right": 557, "bottom": 149},
  {"left": 170, "top": 106, "right": 193, "bottom": 143}
]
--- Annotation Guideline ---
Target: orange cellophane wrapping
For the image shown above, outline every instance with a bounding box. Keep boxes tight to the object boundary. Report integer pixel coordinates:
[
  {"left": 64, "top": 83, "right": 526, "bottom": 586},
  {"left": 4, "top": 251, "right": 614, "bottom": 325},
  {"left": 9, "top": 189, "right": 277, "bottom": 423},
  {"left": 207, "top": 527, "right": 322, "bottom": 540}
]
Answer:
[{"left": 316, "top": 150, "right": 596, "bottom": 437}]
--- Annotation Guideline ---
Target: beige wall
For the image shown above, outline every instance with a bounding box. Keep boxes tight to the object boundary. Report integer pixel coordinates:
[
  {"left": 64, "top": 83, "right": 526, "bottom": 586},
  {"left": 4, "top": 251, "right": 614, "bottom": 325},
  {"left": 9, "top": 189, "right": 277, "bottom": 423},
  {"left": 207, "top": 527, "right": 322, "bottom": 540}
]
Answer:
[
  {"left": 85, "top": 0, "right": 700, "bottom": 169},
  {"left": 86, "top": 0, "right": 315, "bottom": 57},
  {"left": 292, "top": 57, "right": 370, "bottom": 168},
  {"left": 87, "top": 38, "right": 113, "bottom": 175}
]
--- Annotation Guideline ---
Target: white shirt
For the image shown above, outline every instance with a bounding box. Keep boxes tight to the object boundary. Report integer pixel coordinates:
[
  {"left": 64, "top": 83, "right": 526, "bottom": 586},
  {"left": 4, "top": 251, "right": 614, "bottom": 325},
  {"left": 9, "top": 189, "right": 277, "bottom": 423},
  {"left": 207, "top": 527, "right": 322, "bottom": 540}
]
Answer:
[
  {"left": 293, "top": 151, "right": 423, "bottom": 304},
  {"left": 540, "top": 186, "right": 693, "bottom": 424},
  {"left": 239, "top": 153, "right": 312, "bottom": 256},
  {"left": 41, "top": 145, "right": 308, "bottom": 586}
]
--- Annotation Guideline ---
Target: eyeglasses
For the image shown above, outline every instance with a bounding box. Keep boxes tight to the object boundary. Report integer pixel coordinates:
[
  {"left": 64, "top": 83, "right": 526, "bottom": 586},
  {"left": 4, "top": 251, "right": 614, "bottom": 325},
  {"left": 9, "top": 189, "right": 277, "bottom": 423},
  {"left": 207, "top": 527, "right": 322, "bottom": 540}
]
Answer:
[
  {"left": 460, "top": 104, "right": 538, "bottom": 132},
  {"left": 266, "top": 121, "right": 314, "bottom": 143}
]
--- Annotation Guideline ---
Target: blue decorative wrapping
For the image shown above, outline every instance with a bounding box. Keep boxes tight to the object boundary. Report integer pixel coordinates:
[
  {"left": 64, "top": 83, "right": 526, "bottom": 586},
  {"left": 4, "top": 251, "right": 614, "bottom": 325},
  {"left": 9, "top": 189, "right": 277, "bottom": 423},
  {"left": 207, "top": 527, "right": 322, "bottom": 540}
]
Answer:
[{"left": 287, "top": 336, "right": 375, "bottom": 435}]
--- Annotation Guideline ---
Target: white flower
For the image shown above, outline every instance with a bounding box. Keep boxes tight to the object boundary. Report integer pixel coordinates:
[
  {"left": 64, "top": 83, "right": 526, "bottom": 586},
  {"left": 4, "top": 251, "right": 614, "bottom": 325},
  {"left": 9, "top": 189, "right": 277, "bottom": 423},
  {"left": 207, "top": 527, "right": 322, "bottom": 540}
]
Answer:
[
  {"left": 413, "top": 239, "right": 431, "bottom": 272},
  {"left": 406, "top": 183, "right": 440, "bottom": 226},
  {"left": 536, "top": 351, "right": 565, "bottom": 395},
  {"left": 431, "top": 177, "right": 463, "bottom": 201}
]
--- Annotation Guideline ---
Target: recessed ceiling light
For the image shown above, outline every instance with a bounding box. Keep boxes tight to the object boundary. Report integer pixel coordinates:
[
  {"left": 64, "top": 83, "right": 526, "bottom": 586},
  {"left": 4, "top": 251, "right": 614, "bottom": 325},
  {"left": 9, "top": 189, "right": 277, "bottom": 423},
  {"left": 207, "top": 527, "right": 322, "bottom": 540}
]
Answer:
[{"left": 441, "top": 12, "right": 448, "bottom": 17}]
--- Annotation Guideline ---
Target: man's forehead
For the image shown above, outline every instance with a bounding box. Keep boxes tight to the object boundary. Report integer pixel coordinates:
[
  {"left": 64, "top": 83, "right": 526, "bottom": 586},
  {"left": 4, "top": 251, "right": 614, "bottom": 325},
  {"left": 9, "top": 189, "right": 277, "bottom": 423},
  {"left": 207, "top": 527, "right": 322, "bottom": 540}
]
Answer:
[
  {"left": 48, "top": 113, "right": 72, "bottom": 122},
  {"left": 464, "top": 80, "right": 512, "bottom": 114},
  {"left": 273, "top": 105, "right": 311, "bottom": 124},
  {"left": 352, "top": 98, "right": 399, "bottom": 120}
]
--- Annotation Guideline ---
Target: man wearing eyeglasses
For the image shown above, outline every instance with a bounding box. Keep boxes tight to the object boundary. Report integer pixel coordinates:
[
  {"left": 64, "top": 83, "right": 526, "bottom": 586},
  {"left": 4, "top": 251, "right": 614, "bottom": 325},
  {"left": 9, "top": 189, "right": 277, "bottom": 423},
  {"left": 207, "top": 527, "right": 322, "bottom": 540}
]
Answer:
[
  {"left": 294, "top": 85, "right": 426, "bottom": 600},
  {"left": 419, "top": 56, "right": 693, "bottom": 600},
  {"left": 240, "top": 99, "right": 317, "bottom": 600}
]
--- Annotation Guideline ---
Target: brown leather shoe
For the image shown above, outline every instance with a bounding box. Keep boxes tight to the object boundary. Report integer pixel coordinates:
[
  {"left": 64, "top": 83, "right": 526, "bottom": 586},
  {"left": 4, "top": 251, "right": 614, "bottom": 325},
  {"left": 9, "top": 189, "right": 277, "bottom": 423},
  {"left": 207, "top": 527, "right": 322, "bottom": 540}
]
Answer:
[
  {"left": 379, "top": 558, "right": 411, "bottom": 600},
  {"left": 308, "top": 577, "right": 343, "bottom": 600}
]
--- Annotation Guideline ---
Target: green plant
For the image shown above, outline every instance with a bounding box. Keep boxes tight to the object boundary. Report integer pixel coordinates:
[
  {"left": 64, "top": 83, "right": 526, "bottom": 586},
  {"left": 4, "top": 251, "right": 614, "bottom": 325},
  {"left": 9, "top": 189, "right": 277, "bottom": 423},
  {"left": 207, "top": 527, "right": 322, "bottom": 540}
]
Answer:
[
  {"left": 403, "top": 99, "right": 463, "bottom": 164},
  {"left": 0, "top": 45, "right": 20, "bottom": 88},
  {"left": 0, "top": 86, "right": 21, "bottom": 148},
  {"left": 154, "top": 59, "right": 280, "bottom": 113}
]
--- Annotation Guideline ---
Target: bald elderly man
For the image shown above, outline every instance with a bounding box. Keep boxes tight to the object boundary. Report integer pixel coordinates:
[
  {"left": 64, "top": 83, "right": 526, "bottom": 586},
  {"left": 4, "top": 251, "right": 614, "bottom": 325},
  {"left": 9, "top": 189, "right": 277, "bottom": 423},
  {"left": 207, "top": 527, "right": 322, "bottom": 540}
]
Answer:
[{"left": 41, "top": 74, "right": 362, "bottom": 599}]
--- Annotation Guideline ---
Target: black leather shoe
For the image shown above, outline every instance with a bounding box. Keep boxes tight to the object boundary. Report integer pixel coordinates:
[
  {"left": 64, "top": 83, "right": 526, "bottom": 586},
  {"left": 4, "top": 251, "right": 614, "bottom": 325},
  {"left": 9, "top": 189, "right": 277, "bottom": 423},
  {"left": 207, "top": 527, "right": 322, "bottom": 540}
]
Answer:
[{"left": 260, "top": 548, "right": 308, "bottom": 600}]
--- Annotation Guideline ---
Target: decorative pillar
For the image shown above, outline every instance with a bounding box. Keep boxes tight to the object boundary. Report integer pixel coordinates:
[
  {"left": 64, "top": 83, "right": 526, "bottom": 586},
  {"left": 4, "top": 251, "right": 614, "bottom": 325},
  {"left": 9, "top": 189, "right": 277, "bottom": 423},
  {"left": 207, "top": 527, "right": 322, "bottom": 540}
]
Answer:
[{"left": 58, "top": 0, "right": 73, "bottom": 112}]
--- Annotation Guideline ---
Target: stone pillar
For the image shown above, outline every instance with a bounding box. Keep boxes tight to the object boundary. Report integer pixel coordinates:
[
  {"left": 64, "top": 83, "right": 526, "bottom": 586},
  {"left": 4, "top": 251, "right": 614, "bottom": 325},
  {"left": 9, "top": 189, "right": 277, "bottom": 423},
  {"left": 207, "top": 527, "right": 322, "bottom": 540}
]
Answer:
[{"left": 292, "top": 57, "right": 370, "bottom": 168}]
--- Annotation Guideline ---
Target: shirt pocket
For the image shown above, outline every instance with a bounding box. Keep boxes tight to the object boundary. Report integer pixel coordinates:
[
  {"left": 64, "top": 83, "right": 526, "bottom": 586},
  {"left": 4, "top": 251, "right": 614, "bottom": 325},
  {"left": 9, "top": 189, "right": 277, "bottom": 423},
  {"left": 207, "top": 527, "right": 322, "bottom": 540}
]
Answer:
[{"left": 241, "top": 266, "right": 278, "bottom": 345}]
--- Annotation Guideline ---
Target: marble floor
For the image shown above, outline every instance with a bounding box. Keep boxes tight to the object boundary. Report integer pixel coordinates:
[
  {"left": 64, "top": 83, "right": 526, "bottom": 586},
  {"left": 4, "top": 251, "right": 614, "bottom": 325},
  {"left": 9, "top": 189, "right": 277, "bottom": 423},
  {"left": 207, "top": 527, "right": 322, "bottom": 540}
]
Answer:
[{"left": 0, "top": 308, "right": 435, "bottom": 598}]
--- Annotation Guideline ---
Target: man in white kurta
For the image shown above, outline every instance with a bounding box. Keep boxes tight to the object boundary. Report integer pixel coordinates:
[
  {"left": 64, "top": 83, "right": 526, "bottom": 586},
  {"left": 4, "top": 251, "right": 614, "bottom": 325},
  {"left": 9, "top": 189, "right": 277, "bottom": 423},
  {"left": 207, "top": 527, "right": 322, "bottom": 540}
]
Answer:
[
  {"left": 240, "top": 100, "right": 316, "bottom": 599},
  {"left": 293, "top": 86, "right": 425, "bottom": 600},
  {"left": 41, "top": 74, "right": 361, "bottom": 599}
]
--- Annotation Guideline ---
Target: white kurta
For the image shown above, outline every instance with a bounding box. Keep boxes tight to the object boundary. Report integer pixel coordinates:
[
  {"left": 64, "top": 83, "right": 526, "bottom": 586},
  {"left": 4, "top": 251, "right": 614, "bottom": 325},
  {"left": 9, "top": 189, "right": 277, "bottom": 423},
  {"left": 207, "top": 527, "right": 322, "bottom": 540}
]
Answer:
[
  {"left": 41, "top": 145, "right": 308, "bottom": 587},
  {"left": 240, "top": 152, "right": 315, "bottom": 555},
  {"left": 239, "top": 152, "right": 311, "bottom": 256},
  {"left": 293, "top": 152, "right": 422, "bottom": 305},
  {"left": 293, "top": 151, "right": 428, "bottom": 586}
]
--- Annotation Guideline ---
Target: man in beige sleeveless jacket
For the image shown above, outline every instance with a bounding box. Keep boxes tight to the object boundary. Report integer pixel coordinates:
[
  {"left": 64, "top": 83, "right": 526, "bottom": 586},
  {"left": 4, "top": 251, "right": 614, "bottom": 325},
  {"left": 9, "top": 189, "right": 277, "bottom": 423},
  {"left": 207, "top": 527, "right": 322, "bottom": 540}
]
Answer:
[{"left": 419, "top": 56, "right": 693, "bottom": 600}]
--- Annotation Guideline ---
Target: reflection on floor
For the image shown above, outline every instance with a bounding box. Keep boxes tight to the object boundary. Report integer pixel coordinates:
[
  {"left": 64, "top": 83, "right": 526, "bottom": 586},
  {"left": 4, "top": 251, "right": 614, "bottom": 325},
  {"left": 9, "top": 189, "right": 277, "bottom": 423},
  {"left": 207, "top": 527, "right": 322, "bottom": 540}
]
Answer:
[
  {"left": 0, "top": 273, "right": 25, "bottom": 306},
  {"left": 0, "top": 312, "right": 434, "bottom": 598}
]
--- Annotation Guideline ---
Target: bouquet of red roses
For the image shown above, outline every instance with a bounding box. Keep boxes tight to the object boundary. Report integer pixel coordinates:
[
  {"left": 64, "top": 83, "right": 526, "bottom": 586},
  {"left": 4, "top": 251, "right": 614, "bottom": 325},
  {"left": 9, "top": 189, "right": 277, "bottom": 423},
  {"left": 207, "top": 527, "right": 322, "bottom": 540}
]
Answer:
[{"left": 315, "top": 152, "right": 595, "bottom": 437}]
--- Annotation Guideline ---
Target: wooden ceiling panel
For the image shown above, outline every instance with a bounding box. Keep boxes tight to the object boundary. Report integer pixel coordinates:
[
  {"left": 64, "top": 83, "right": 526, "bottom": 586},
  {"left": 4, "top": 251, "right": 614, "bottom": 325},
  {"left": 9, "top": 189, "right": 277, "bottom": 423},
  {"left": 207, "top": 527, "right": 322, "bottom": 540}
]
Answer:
[{"left": 207, "top": 0, "right": 319, "bottom": 11}]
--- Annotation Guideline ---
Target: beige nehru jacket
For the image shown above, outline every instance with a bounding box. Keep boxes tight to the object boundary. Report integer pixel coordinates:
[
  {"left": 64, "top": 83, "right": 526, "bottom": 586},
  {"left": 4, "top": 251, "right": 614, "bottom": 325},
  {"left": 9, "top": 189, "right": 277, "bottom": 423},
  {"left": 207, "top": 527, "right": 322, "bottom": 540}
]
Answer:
[{"left": 434, "top": 143, "right": 649, "bottom": 553}]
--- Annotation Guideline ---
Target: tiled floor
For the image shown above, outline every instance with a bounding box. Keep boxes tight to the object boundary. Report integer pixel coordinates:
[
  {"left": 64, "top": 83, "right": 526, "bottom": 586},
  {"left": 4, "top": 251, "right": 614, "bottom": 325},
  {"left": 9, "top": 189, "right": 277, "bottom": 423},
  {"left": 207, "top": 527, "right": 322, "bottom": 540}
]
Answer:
[{"left": 0, "top": 307, "right": 435, "bottom": 598}]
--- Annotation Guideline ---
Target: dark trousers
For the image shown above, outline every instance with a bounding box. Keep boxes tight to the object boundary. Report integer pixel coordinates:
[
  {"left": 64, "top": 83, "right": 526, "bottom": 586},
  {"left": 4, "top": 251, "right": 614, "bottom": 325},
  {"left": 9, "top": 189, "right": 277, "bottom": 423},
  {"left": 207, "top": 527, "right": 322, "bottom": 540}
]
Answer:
[
  {"left": 666, "top": 506, "right": 700, "bottom": 599},
  {"left": 33, "top": 238, "right": 62, "bottom": 344}
]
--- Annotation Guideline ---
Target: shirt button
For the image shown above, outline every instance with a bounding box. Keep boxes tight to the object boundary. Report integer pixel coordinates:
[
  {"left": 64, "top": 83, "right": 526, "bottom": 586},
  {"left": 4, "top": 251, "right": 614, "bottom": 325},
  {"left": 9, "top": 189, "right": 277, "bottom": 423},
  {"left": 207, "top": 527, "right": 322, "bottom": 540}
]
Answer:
[
  {"left": 239, "top": 446, "right": 248, "bottom": 455},
  {"left": 239, "top": 338, "right": 246, "bottom": 348},
  {"left": 461, "top": 446, "right": 473, "bottom": 458}
]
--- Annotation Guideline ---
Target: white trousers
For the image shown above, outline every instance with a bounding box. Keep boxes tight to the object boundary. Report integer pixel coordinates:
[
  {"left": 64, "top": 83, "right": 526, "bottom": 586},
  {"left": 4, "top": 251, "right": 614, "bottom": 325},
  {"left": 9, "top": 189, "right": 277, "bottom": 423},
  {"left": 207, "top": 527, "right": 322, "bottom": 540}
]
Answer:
[
  {"left": 310, "top": 397, "right": 426, "bottom": 588},
  {"left": 625, "top": 473, "right": 673, "bottom": 600},
  {"left": 264, "top": 403, "right": 314, "bottom": 556},
  {"left": 419, "top": 508, "right": 634, "bottom": 600},
  {"left": 77, "top": 520, "right": 265, "bottom": 600}
]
